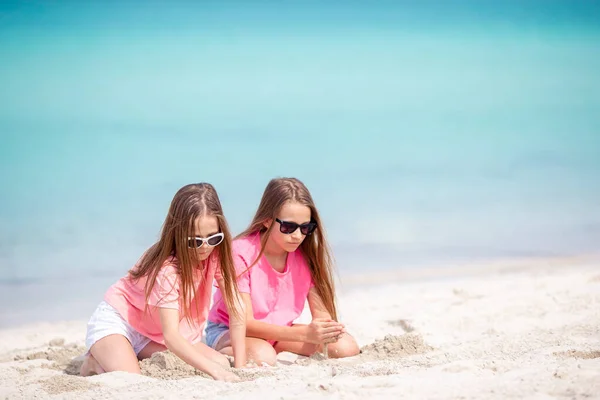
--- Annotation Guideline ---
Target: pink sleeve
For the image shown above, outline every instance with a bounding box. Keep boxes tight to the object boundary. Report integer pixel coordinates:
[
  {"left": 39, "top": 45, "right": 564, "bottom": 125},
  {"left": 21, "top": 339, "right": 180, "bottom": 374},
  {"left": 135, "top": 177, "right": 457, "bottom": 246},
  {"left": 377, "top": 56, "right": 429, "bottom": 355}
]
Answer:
[
  {"left": 234, "top": 254, "right": 251, "bottom": 293},
  {"left": 147, "top": 267, "right": 180, "bottom": 309}
]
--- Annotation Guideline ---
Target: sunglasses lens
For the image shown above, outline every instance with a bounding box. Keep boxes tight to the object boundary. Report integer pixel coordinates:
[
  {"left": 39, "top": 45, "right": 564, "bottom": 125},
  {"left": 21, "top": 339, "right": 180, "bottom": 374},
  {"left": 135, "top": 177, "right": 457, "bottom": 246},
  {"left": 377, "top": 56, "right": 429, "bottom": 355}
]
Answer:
[
  {"left": 279, "top": 221, "right": 298, "bottom": 234},
  {"left": 301, "top": 223, "right": 317, "bottom": 235},
  {"left": 207, "top": 234, "right": 223, "bottom": 246},
  {"left": 188, "top": 238, "right": 203, "bottom": 248}
]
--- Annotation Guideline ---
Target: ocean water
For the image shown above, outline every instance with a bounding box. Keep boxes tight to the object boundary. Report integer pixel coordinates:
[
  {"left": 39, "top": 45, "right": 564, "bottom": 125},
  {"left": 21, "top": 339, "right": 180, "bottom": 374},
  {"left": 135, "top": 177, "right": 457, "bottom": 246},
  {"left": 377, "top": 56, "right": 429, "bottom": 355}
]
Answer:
[{"left": 1, "top": 1, "right": 599, "bottom": 327}]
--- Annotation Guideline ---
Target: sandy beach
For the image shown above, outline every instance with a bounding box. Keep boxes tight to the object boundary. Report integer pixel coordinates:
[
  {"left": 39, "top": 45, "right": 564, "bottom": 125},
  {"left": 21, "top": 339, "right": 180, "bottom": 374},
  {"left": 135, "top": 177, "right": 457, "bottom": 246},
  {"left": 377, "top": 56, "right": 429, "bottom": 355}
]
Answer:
[{"left": 1, "top": 257, "right": 599, "bottom": 399}]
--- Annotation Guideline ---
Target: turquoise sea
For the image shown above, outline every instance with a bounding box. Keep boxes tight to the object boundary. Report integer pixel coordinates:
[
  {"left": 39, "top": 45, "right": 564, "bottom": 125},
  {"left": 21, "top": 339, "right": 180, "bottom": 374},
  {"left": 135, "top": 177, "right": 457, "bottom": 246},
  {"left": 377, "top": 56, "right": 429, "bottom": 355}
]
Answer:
[{"left": 1, "top": 1, "right": 599, "bottom": 327}]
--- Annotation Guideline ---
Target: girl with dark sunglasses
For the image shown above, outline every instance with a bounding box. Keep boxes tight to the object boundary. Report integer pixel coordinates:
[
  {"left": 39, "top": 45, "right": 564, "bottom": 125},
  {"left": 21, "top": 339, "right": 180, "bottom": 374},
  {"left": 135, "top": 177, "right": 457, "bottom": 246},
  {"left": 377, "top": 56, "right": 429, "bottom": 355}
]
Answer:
[
  {"left": 80, "top": 183, "right": 245, "bottom": 381},
  {"left": 205, "top": 177, "right": 359, "bottom": 365}
]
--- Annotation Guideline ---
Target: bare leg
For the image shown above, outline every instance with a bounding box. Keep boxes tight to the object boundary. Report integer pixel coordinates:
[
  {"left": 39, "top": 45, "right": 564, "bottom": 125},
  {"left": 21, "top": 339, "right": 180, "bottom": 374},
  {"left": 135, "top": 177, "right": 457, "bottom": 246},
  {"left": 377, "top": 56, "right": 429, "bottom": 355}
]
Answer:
[
  {"left": 80, "top": 354, "right": 105, "bottom": 376},
  {"left": 136, "top": 341, "right": 167, "bottom": 360},
  {"left": 82, "top": 334, "right": 141, "bottom": 375},
  {"left": 275, "top": 332, "right": 360, "bottom": 359},
  {"left": 217, "top": 334, "right": 277, "bottom": 366},
  {"left": 323, "top": 333, "right": 360, "bottom": 358},
  {"left": 274, "top": 340, "right": 318, "bottom": 356}
]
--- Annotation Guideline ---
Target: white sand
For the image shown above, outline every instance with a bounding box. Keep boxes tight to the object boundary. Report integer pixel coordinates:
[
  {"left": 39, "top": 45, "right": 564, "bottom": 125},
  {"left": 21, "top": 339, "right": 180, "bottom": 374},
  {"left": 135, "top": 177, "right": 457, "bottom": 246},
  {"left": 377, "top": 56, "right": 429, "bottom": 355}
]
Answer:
[{"left": 1, "top": 258, "right": 599, "bottom": 399}]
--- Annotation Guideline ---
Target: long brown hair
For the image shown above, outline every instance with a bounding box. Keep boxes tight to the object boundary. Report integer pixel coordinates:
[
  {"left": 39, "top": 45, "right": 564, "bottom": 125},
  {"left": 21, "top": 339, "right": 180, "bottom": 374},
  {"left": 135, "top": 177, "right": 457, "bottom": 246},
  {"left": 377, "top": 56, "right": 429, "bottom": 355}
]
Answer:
[
  {"left": 130, "top": 183, "right": 240, "bottom": 322},
  {"left": 237, "top": 177, "right": 338, "bottom": 321}
]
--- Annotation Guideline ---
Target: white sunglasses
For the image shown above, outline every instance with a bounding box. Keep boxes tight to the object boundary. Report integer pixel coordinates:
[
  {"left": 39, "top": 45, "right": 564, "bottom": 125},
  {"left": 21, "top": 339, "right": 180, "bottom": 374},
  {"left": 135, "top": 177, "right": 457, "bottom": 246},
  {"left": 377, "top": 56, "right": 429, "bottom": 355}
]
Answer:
[{"left": 187, "top": 233, "right": 224, "bottom": 248}]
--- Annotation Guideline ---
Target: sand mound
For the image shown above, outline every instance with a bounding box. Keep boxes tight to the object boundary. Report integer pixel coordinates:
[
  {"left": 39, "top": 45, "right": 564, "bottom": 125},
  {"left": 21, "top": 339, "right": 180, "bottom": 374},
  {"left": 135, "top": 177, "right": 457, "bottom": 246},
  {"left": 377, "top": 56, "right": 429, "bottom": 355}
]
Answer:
[
  {"left": 7, "top": 334, "right": 432, "bottom": 383},
  {"left": 12, "top": 342, "right": 87, "bottom": 376},
  {"left": 38, "top": 375, "right": 100, "bottom": 395},
  {"left": 140, "top": 351, "right": 280, "bottom": 381},
  {"left": 138, "top": 335, "right": 434, "bottom": 380},
  {"left": 14, "top": 344, "right": 85, "bottom": 364},
  {"left": 360, "top": 334, "right": 433, "bottom": 360},
  {"left": 555, "top": 349, "right": 600, "bottom": 360},
  {"left": 140, "top": 351, "right": 211, "bottom": 379}
]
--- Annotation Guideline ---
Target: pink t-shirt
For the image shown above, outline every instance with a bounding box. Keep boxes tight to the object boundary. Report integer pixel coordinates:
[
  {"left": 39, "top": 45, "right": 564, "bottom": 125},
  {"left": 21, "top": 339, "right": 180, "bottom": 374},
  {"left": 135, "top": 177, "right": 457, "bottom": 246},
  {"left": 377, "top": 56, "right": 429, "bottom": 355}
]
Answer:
[
  {"left": 208, "top": 233, "right": 314, "bottom": 329},
  {"left": 104, "top": 255, "right": 220, "bottom": 345}
]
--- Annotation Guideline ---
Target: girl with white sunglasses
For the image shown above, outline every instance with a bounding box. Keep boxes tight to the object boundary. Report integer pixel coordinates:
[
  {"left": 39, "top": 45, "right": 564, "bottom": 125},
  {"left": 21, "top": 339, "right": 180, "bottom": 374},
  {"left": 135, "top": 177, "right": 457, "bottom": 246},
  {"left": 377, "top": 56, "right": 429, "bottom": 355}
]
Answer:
[{"left": 80, "top": 183, "right": 245, "bottom": 381}]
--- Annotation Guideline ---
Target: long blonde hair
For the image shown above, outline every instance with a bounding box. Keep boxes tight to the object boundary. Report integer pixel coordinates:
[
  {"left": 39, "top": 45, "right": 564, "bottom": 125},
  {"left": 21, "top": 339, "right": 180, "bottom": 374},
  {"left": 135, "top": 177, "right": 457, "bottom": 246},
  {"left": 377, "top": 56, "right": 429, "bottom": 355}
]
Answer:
[
  {"left": 130, "top": 183, "right": 240, "bottom": 322},
  {"left": 237, "top": 177, "right": 338, "bottom": 321}
]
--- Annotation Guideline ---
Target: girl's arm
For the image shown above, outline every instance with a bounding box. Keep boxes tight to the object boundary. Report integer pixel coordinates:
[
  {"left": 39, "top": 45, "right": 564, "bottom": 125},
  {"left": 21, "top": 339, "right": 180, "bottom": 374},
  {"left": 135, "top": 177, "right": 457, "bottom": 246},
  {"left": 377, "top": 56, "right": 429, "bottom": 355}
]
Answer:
[
  {"left": 307, "top": 287, "right": 335, "bottom": 320},
  {"left": 307, "top": 287, "right": 346, "bottom": 339},
  {"left": 243, "top": 291, "right": 344, "bottom": 344},
  {"left": 159, "top": 308, "right": 238, "bottom": 381},
  {"left": 216, "top": 277, "right": 247, "bottom": 368}
]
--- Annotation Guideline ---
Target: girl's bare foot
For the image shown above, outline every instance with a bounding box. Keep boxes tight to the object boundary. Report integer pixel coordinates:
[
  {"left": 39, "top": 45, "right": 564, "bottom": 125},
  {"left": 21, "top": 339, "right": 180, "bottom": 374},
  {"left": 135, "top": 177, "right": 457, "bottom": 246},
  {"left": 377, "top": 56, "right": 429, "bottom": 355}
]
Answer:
[{"left": 80, "top": 354, "right": 105, "bottom": 376}]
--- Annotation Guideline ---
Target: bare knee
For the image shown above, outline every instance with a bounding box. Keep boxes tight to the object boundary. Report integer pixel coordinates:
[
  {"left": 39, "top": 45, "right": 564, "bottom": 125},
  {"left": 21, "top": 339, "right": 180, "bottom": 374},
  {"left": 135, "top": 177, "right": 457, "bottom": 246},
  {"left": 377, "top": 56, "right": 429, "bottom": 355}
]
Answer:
[
  {"left": 327, "top": 334, "right": 360, "bottom": 359},
  {"left": 80, "top": 354, "right": 105, "bottom": 377},
  {"left": 88, "top": 335, "right": 142, "bottom": 374},
  {"left": 248, "top": 340, "right": 277, "bottom": 366}
]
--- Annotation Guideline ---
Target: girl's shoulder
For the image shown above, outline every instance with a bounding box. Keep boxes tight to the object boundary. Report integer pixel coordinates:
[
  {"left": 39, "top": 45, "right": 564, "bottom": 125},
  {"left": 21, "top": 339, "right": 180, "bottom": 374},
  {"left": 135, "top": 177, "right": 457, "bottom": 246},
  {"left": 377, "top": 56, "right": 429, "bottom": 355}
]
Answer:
[
  {"left": 232, "top": 233, "right": 261, "bottom": 264},
  {"left": 156, "top": 256, "right": 180, "bottom": 278},
  {"left": 129, "top": 254, "right": 179, "bottom": 277},
  {"left": 162, "top": 255, "right": 179, "bottom": 268}
]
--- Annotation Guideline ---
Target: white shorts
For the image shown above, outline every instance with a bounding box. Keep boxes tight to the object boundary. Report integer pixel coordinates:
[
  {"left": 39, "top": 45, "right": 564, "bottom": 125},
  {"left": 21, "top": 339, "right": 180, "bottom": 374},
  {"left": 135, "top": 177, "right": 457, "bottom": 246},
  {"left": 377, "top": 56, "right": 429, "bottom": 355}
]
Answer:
[{"left": 85, "top": 301, "right": 151, "bottom": 356}]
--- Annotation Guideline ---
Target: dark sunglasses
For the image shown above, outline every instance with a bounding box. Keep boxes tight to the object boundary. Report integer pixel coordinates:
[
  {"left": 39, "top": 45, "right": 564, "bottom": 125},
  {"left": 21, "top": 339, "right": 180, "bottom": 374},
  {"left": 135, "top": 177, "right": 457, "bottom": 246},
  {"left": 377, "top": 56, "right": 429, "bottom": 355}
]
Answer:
[
  {"left": 275, "top": 218, "right": 317, "bottom": 235},
  {"left": 187, "top": 233, "right": 224, "bottom": 248}
]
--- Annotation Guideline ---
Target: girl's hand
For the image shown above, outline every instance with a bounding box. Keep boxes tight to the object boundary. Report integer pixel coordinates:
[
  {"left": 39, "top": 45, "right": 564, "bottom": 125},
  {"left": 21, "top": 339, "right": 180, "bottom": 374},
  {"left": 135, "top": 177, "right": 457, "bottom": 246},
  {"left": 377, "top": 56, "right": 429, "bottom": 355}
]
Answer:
[
  {"left": 306, "top": 318, "right": 345, "bottom": 344},
  {"left": 211, "top": 368, "right": 240, "bottom": 382},
  {"left": 239, "top": 361, "right": 260, "bottom": 369}
]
